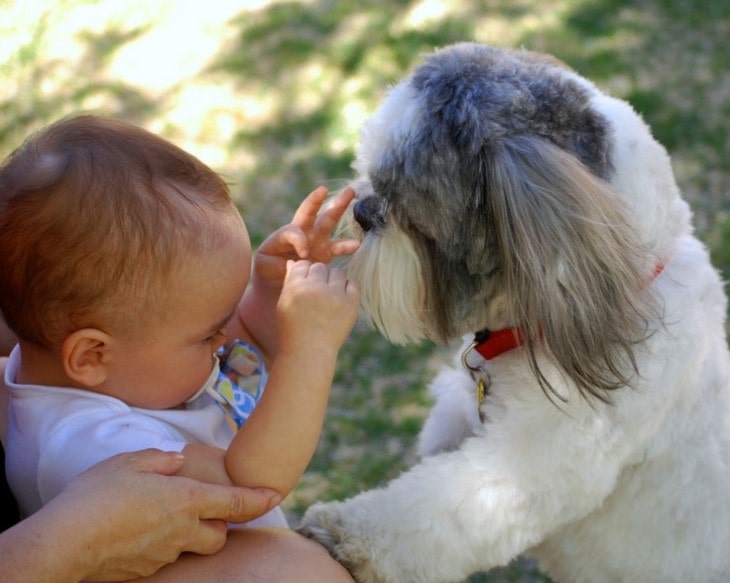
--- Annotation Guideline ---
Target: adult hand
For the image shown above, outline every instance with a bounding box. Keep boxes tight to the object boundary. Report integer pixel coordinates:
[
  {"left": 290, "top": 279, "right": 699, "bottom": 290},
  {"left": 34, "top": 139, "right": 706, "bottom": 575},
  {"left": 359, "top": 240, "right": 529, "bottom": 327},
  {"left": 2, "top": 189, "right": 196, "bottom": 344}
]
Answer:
[{"left": 7, "top": 449, "right": 281, "bottom": 581}]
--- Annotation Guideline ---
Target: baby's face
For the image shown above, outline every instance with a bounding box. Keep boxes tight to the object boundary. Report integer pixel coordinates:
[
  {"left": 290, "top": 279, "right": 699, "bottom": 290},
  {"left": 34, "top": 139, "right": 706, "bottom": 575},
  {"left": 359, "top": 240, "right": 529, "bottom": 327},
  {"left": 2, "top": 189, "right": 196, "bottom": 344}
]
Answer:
[{"left": 101, "top": 212, "right": 252, "bottom": 409}]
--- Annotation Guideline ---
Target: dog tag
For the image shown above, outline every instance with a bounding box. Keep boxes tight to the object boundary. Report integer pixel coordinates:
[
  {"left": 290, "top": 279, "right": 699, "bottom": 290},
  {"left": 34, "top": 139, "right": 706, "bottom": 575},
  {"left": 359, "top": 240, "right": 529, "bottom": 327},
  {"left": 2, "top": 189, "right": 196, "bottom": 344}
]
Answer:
[
  {"left": 477, "top": 378, "right": 487, "bottom": 405},
  {"left": 477, "top": 378, "right": 488, "bottom": 422},
  {"left": 461, "top": 340, "right": 490, "bottom": 422}
]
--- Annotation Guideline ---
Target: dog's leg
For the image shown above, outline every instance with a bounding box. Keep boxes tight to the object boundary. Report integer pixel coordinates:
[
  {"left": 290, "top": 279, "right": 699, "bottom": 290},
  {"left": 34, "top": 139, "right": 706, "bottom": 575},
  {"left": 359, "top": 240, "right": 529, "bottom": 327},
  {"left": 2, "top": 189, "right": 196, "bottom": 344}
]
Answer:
[
  {"left": 298, "top": 381, "right": 632, "bottom": 583},
  {"left": 417, "top": 363, "right": 482, "bottom": 457}
]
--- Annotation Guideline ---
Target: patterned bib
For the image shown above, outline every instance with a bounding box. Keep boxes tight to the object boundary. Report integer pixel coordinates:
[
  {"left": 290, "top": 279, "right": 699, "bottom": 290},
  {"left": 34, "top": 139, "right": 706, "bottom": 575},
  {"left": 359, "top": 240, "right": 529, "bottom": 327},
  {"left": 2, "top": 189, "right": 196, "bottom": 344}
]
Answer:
[{"left": 186, "top": 339, "right": 267, "bottom": 428}]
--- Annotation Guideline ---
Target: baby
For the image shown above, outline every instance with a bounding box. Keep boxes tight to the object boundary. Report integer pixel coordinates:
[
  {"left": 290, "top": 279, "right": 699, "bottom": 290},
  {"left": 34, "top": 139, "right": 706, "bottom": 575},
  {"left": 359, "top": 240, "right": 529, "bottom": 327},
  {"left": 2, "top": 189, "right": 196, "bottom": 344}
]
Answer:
[{"left": 0, "top": 115, "right": 360, "bottom": 525}]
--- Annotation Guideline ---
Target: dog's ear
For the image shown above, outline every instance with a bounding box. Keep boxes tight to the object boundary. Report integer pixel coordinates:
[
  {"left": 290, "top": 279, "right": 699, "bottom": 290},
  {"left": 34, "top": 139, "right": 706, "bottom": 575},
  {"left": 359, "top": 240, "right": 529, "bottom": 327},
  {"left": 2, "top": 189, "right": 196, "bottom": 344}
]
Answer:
[{"left": 483, "top": 135, "right": 659, "bottom": 401}]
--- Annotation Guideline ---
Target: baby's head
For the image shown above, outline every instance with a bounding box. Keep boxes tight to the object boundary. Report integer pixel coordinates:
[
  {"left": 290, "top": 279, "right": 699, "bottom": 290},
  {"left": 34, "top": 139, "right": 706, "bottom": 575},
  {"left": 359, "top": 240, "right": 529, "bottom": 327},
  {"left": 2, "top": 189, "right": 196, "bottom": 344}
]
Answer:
[{"left": 0, "top": 115, "right": 251, "bottom": 404}]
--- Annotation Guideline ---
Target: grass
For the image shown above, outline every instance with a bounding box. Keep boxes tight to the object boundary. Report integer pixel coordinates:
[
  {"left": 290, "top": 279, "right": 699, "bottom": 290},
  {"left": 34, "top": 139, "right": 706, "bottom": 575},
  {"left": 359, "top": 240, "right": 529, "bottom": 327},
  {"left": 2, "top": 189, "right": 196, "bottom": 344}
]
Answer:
[{"left": 2, "top": 1, "right": 728, "bottom": 580}]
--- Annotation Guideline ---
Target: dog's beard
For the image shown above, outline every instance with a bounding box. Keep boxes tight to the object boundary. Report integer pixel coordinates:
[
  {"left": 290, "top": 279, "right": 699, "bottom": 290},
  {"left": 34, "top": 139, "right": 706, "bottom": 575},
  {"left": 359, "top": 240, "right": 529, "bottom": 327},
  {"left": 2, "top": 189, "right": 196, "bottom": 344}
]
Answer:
[{"left": 347, "top": 223, "right": 427, "bottom": 345}]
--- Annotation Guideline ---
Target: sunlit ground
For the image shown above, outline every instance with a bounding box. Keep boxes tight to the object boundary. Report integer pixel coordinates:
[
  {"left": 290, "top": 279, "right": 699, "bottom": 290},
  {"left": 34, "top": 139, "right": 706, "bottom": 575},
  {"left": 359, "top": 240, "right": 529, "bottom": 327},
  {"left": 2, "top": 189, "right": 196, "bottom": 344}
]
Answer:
[
  {"left": 2, "top": 1, "right": 267, "bottom": 167},
  {"left": 2, "top": 1, "right": 728, "bottom": 580}
]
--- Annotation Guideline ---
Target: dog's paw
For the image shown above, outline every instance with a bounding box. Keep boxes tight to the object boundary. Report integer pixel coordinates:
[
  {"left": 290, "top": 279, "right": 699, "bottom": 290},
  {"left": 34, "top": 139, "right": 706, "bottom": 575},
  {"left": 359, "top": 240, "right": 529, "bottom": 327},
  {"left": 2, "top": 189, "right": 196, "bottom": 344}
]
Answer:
[
  {"left": 297, "top": 501, "right": 384, "bottom": 583},
  {"left": 297, "top": 503, "right": 341, "bottom": 552}
]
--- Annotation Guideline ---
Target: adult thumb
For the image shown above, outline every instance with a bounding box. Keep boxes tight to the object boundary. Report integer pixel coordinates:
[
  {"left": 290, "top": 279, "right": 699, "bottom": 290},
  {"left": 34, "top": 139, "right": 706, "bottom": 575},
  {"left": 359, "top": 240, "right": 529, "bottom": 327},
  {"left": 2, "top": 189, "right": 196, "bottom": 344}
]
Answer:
[{"left": 201, "top": 485, "right": 282, "bottom": 523}]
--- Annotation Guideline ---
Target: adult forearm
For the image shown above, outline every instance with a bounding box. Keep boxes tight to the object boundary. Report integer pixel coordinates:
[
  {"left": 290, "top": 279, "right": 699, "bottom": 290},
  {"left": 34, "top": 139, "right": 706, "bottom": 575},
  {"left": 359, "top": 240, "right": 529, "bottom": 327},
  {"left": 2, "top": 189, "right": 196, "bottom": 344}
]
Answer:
[{"left": 2, "top": 504, "right": 91, "bottom": 582}]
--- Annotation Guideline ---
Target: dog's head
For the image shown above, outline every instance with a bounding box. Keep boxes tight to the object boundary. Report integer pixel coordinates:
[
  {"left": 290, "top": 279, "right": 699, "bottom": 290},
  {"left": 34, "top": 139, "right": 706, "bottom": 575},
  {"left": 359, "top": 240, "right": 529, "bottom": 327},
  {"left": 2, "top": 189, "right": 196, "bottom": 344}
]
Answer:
[{"left": 346, "top": 43, "right": 690, "bottom": 400}]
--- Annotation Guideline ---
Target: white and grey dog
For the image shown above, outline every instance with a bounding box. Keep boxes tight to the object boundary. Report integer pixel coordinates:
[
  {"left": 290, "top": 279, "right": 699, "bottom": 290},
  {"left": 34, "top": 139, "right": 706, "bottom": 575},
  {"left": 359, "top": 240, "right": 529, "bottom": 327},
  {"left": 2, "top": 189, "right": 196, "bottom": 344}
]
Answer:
[{"left": 299, "top": 43, "right": 730, "bottom": 582}]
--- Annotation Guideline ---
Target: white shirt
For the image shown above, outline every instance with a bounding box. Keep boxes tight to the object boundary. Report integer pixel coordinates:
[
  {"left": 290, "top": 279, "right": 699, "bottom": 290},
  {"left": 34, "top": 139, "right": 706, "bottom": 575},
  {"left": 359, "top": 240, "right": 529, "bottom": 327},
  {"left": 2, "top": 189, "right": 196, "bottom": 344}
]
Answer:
[{"left": 5, "top": 346, "right": 282, "bottom": 522}]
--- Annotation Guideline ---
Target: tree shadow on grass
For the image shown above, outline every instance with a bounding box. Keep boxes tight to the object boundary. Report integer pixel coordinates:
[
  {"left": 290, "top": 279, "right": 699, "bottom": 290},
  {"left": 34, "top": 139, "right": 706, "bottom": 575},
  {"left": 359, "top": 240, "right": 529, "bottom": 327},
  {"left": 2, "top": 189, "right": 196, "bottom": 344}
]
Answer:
[{"left": 0, "top": 14, "right": 162, "bottom": 157}]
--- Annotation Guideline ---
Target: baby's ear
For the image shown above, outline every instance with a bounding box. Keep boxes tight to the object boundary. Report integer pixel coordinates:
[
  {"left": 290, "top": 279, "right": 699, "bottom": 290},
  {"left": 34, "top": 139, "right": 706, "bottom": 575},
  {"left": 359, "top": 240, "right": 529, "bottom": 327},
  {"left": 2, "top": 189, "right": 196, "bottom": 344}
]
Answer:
[{"left": 61, "top": 329, "right": 112, "bottom": 388}]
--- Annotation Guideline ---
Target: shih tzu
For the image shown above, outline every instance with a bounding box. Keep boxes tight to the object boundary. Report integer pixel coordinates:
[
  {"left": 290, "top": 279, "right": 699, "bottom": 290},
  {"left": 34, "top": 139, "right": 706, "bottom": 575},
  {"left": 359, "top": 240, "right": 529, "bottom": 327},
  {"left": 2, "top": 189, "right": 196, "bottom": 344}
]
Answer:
[{"left": 298, "top": 43, "right": 730, "bottom": 582}]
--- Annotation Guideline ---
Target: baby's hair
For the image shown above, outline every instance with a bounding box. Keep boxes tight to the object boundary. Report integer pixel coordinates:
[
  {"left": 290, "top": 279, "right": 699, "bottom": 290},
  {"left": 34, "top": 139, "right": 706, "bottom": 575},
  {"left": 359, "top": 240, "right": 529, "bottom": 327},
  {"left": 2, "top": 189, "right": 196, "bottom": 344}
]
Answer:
[{"left": 0, "top": 114, "right": 236, "bottom": 347}]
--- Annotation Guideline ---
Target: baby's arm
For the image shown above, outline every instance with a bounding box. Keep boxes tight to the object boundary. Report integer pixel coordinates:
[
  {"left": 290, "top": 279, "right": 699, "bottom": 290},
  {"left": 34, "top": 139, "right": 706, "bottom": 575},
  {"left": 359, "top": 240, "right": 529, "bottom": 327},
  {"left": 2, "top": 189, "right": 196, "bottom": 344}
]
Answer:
[
  {"left": 224, "top": 260, "right": 360, "bottom": 497},
  {"left": 227, "top": 186, "right": 358, "bottom": 359},
  {"left": 180, "top": 189, "right": 359, "bottom": 494}
]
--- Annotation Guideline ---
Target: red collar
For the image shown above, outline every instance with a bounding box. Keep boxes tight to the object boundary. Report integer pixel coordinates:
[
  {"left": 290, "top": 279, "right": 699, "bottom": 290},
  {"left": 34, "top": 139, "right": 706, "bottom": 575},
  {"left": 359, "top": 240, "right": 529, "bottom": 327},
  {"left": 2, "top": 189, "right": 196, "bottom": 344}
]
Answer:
[
  {"left": 472, "top": 262, "right": 666, "bottom": 361},
  {"left": 472, "top": 327, "right": 524, "bottom": 360}
]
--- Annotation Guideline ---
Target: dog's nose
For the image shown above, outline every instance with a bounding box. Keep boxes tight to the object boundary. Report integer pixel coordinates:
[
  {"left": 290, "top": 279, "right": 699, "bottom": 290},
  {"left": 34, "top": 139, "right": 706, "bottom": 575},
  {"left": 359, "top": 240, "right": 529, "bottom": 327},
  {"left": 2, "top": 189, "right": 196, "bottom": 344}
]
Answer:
[{"left": 353, "top": 197, "right": 385, "bottom": 232}]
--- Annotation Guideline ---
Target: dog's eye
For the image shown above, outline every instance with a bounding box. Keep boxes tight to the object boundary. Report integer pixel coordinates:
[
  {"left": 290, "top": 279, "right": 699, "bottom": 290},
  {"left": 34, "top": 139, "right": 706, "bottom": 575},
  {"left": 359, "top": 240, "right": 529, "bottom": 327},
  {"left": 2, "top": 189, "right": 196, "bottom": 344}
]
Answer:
[{"left": 353, "top": 197, "right": 386, "bottom": 232}]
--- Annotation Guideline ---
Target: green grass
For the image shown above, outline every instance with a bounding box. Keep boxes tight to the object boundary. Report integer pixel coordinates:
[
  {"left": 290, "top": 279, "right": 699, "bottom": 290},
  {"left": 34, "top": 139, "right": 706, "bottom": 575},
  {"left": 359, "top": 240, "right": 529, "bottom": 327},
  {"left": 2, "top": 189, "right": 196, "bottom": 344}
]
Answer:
[{"left": 2, "top": 1, "right": 728, "bottom": 580}]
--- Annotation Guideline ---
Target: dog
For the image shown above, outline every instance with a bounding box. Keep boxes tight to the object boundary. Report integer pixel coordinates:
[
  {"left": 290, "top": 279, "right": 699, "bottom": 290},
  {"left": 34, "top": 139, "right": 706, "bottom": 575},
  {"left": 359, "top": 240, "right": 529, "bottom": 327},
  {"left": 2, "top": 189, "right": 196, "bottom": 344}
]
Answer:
[{"left": 297, "top": 43, "right": 730, "bottom": 582}]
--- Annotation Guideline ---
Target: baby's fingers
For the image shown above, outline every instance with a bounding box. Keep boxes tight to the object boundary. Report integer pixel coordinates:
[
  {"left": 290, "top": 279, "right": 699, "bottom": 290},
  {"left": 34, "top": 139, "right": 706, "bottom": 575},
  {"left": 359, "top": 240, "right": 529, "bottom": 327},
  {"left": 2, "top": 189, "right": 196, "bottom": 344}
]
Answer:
[
  {"left": 259, "top": 225, "right": 310, "bottom": 259},
  {"left": 290, "top": 186, "right": 329, "bottom": 229},
  {"left": 329, "top": 238, "right": 361, "bottom": 257},
  {"left": 332, "top": 268, "right": 360, "bottom": 299},
  {"left": 284, "top": 258, "right": 310, "bottom": 282},
  {"left": 326, "top": 265, "right": 347, "bottom": 288},
  {"left": 313, "top": 187, "right": 356, "bottom": 234}
]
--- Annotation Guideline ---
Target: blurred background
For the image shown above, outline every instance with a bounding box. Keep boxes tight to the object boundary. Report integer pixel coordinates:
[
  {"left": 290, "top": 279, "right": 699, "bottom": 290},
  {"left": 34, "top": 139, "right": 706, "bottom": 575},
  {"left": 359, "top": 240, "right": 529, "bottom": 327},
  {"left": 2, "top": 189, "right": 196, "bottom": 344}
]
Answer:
[{"left": 2, "top": 1, "right": 727, "bottom": 580}]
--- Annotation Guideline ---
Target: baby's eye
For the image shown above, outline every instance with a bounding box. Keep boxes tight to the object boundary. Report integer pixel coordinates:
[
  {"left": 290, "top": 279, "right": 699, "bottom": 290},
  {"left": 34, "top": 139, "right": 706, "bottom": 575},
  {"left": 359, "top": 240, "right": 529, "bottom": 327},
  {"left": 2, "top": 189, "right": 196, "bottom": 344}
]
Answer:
[{"left": 204, "top": 329, "right": 226, "bottom": 345}]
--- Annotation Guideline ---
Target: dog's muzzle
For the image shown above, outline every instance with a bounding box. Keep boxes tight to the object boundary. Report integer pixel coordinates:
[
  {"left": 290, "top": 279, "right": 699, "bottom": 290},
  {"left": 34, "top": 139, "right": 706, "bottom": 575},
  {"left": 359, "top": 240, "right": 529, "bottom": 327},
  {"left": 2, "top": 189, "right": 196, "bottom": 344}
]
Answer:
[{"left": 353, "top": 196, "right": 387, "bottom": 232}]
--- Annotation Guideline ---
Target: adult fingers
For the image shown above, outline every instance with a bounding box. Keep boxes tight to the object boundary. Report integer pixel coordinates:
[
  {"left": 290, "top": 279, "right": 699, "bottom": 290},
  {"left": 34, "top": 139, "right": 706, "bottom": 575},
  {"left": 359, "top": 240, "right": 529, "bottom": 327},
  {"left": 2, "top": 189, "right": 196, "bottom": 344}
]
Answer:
[
  {"left": 195, "top": 483, "right": 281, "bottom": 523},
  {"left": 184, "top": 519, "right": 229, "bottom": 556},
  {"left": 105, "top": 449, "right": 185, "bottom": 477}
]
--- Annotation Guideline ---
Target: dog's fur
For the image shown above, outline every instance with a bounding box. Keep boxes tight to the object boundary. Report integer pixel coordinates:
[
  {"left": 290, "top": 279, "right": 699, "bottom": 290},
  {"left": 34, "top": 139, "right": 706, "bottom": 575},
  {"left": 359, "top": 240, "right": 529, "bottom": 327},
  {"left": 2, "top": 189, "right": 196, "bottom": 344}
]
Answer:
[{"left": 298, "top": 43, "right": 730, "bottom": 582}]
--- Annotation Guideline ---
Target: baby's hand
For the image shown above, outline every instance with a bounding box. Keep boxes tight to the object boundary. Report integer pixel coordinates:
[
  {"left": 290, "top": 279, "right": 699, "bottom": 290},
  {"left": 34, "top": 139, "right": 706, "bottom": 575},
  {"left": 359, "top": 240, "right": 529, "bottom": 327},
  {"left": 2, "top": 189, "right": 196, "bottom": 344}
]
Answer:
[
  {"left": 276, "top": 260, "right": 360, "bottom": 353},
  {"left": 254, "top": 187, "right": 360, "bottom": 289}
]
